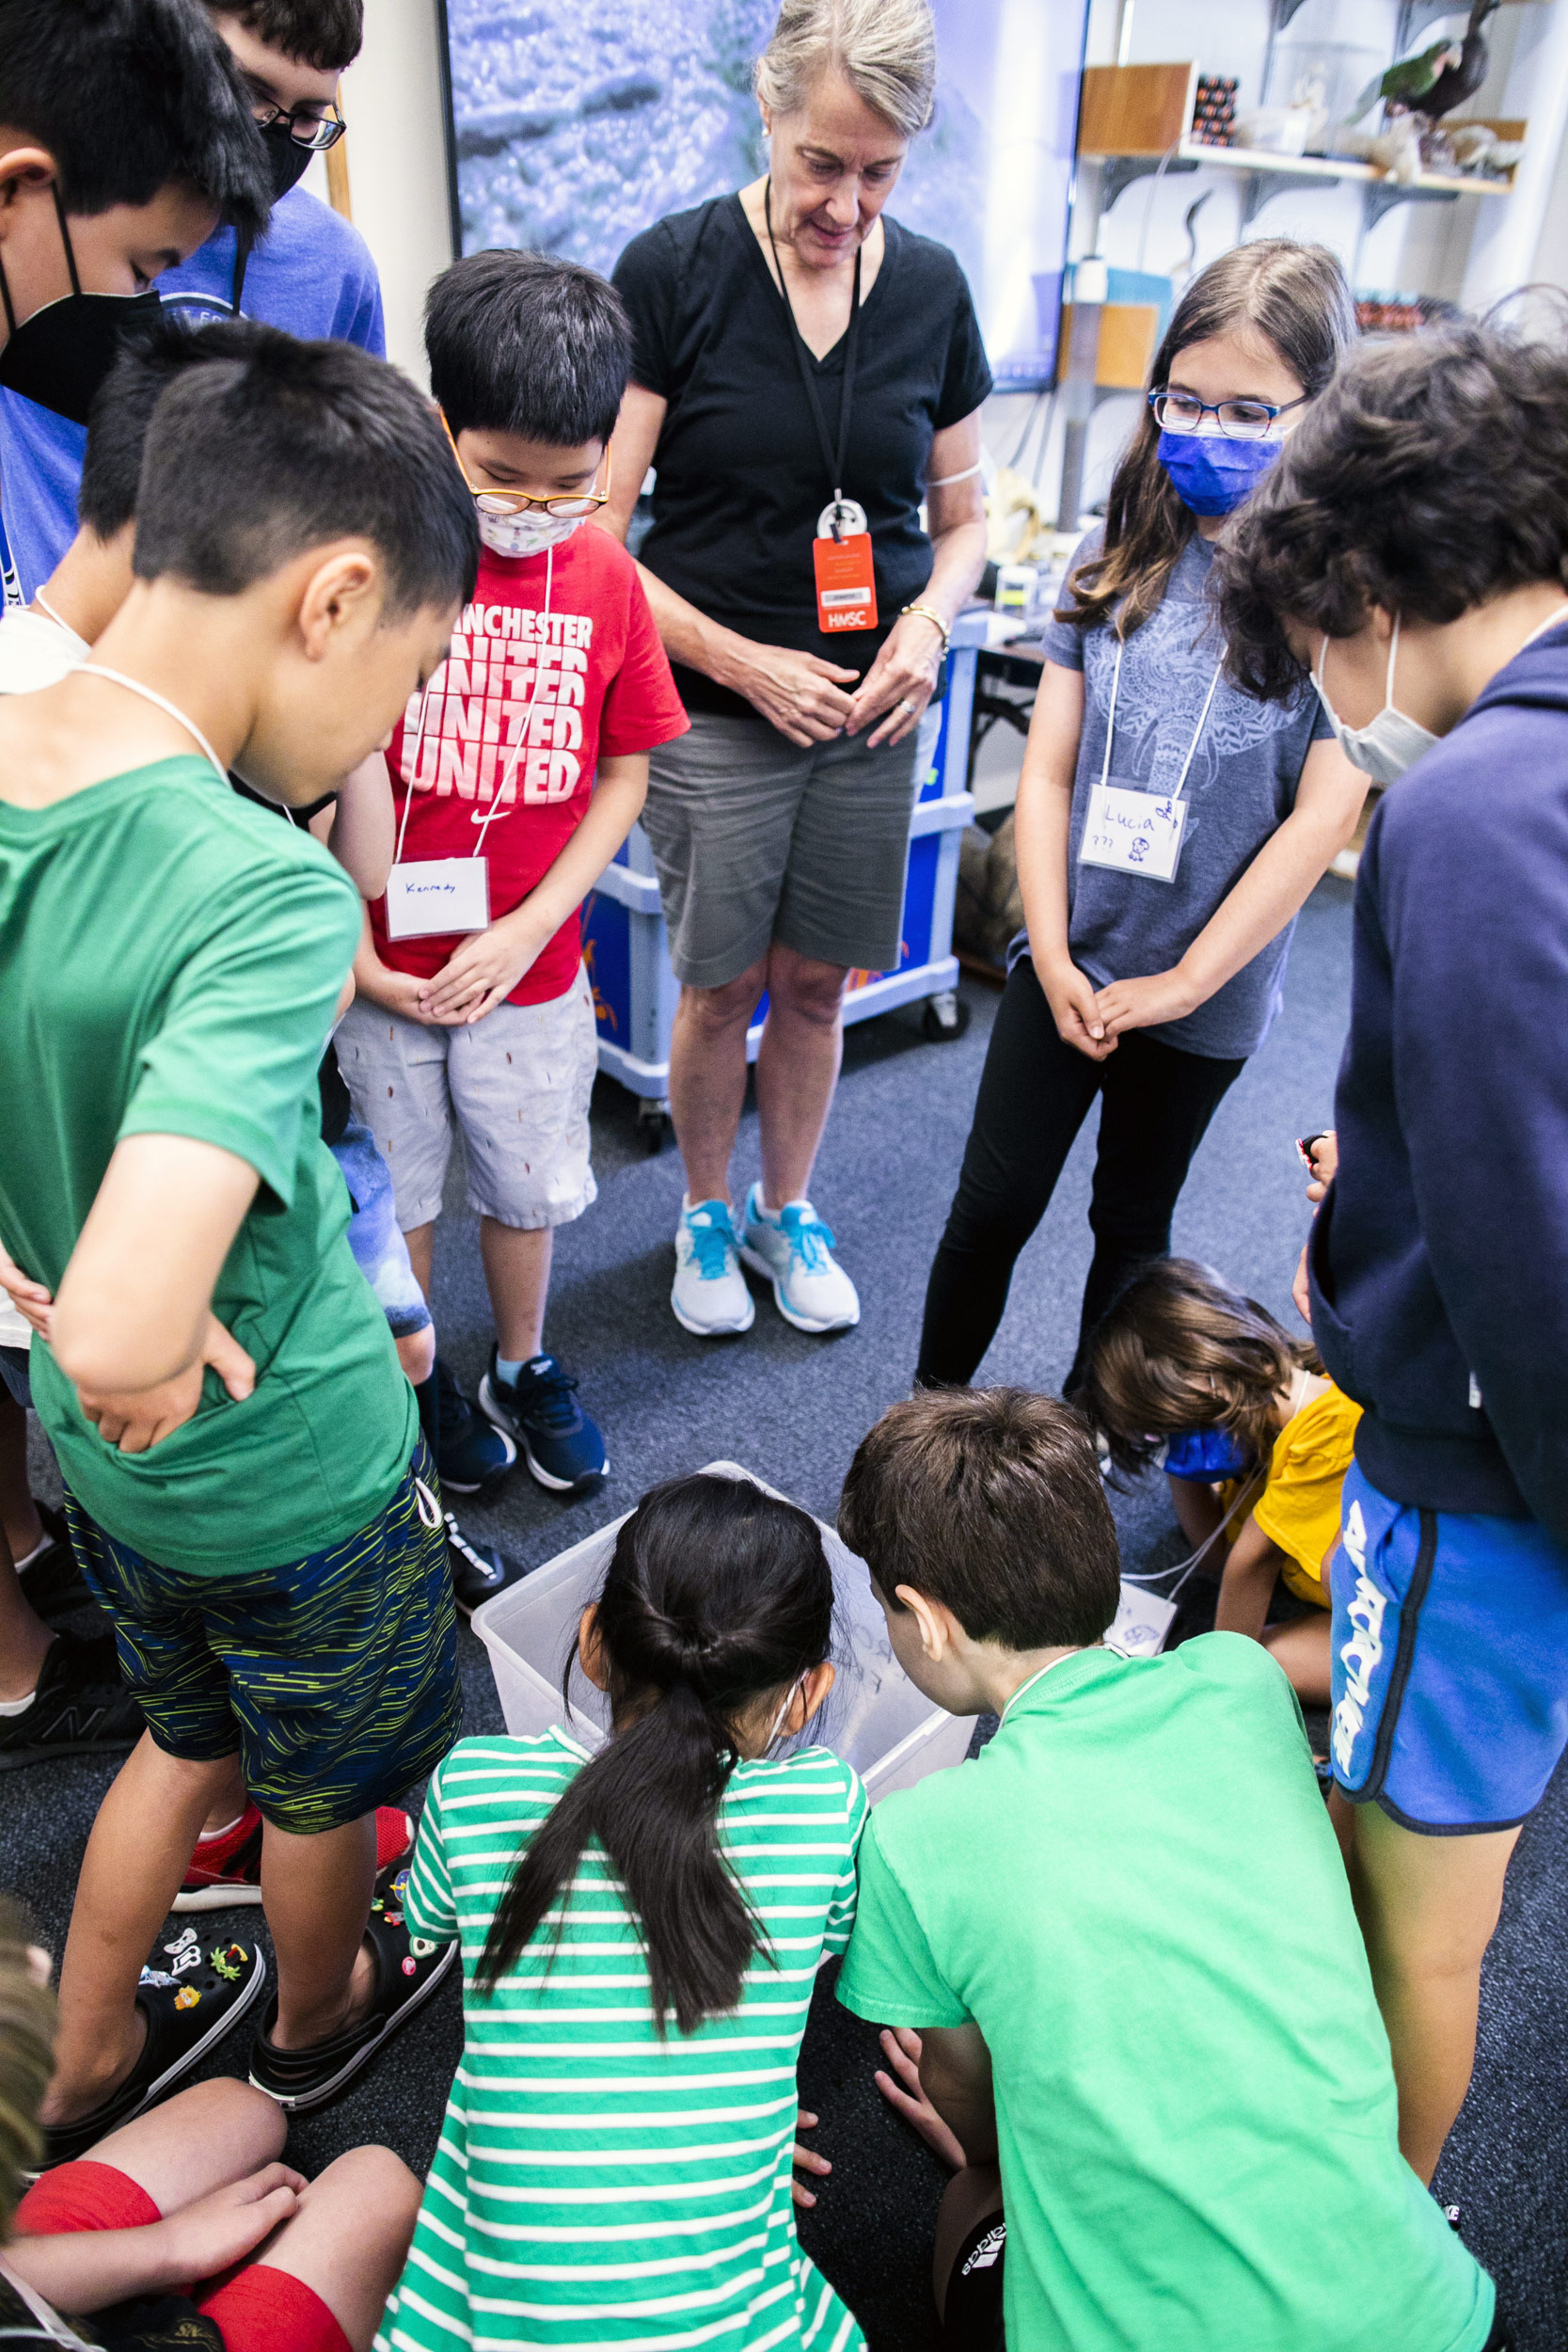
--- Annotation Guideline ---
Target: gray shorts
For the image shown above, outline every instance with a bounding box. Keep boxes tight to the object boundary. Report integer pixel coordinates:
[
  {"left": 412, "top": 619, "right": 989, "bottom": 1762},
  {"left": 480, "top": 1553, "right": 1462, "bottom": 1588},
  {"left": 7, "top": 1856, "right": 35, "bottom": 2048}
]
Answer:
[
  {"left": 641, "top": 707, "right": 937, "bottom": 990},
  {"left": 335, "top": 966, "right": 598, "bottom": 1233}
]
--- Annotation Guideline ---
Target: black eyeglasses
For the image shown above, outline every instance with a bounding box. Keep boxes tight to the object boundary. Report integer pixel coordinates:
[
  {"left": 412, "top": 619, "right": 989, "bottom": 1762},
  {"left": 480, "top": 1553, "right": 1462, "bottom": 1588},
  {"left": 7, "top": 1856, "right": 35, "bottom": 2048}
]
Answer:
[
  {"left": 1148, "top": 389, "right": 1308, "bottom": 441},
  {"left": 252, "top": 98, "right": 347, "bottom": 151}
]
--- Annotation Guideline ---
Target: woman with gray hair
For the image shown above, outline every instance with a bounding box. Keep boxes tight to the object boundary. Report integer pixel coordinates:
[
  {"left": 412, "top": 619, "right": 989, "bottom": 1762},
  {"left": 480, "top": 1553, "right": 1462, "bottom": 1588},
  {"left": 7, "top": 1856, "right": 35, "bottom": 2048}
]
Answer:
[{"left": 607, "top": 0, "right": 990, "bottom": 1343}]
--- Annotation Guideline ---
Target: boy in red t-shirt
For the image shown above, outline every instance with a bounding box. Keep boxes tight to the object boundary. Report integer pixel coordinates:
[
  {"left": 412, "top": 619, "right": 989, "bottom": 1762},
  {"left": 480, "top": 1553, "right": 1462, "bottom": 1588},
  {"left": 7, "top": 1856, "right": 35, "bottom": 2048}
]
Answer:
[{"left": 339, "top": 252, "right": 688, "bottom": 1492}]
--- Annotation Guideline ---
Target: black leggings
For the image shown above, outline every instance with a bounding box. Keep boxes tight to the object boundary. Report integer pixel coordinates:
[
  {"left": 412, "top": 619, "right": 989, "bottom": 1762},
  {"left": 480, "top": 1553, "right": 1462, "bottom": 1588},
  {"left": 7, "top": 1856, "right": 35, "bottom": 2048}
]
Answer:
[{"left": 918, "top": 956, "right": 1244, "bottom": 1391}]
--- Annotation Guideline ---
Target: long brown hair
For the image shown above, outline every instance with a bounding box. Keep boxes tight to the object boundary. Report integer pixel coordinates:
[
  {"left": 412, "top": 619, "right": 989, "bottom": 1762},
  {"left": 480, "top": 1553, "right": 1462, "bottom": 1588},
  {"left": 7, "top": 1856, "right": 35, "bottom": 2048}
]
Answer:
[
  {"left": 1080, "top": 1257, "right": 1322, "bottom": 1482},
  {"left": 1059, "top": 240, "right": 1354, "bottom": 640}
]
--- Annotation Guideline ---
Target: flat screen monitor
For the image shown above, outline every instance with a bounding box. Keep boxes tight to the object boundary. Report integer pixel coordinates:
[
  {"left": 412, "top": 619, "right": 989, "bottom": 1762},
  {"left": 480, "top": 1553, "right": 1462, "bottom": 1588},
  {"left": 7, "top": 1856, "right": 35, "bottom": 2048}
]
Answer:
[{"left": 437, "top": 0, "right": 1090, "bottom": 389}]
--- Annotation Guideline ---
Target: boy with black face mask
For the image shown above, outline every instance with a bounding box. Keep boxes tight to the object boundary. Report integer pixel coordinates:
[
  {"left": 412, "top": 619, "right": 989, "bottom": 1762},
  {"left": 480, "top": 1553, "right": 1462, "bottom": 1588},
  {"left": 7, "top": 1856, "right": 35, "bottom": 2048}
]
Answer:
[
  {"left": 0, "top": 0, "right": 269, "bottom": 600},
  {"left": 0, "top": 0, "right": 380, "bottom": 606}
]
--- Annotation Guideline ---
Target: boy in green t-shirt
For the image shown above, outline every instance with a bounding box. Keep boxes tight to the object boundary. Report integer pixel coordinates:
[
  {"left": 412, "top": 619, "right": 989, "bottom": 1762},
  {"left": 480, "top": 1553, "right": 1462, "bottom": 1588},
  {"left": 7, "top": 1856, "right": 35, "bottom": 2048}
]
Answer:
[
  {"left": 0, "top": 330, "right": 480, "bottom": 2160},
  {"left": 834, "top": 1388, "right": 1501, "bottom": 2352}
]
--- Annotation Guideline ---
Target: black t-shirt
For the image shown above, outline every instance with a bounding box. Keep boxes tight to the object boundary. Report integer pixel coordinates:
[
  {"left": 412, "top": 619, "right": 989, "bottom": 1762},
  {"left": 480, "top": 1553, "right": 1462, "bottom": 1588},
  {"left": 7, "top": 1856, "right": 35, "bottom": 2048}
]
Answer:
[{"left": 613, "top": 194, "right": 992, "bottom": 721}]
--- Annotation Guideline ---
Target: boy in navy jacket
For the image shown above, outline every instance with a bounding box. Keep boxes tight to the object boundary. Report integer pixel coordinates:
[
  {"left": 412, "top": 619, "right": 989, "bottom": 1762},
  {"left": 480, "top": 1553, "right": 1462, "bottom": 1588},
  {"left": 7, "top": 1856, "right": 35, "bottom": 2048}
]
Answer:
[{"left": 1216, "top": 321, "right": 1568, "bottom": 2188}]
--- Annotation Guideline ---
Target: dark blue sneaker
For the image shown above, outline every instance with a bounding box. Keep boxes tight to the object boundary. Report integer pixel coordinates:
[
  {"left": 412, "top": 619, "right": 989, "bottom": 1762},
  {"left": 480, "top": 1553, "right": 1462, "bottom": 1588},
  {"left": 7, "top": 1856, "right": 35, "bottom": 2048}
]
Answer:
[
  {"left": 478, "top": 1351, "right": 607, "bottom": 1495},
  {"left": 436, "top": 1357, "right": 515, "bottom": 1495}
]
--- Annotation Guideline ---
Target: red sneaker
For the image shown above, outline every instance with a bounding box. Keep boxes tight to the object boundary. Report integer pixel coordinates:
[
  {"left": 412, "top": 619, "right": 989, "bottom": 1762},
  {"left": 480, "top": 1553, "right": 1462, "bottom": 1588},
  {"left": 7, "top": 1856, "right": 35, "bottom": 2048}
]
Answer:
[{"left": 174, "top": 1803, "right": 415, "bottom": 1912}]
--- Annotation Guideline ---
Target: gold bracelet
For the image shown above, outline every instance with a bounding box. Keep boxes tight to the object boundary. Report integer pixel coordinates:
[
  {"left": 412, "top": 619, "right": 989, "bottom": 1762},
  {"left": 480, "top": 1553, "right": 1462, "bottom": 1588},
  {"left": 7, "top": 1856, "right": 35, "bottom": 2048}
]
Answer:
[{"left": 900, "top": 602, "right": 950, "bottom": 651}]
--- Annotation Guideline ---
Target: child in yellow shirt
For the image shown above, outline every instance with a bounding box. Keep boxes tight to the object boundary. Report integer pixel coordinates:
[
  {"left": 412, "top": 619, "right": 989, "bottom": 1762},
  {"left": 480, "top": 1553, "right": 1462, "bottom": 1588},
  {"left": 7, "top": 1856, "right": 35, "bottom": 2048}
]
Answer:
[{"left": 1083, "top": 1257, "right": 1360, "bottom": 1703}]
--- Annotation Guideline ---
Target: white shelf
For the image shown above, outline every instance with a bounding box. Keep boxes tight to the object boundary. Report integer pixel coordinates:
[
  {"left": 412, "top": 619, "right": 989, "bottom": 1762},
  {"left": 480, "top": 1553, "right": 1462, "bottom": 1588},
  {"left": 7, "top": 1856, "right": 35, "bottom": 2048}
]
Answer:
[{"left": 1177, "top": 137, "right": 1514, "bottom": 198}]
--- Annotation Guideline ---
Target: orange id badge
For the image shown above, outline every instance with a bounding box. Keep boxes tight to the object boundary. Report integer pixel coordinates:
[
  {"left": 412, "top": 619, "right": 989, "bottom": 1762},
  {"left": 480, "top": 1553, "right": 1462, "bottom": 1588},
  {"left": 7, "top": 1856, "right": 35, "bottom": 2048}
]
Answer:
[{"left": 814, "top": 532, "right": 879, "bottom": 633}]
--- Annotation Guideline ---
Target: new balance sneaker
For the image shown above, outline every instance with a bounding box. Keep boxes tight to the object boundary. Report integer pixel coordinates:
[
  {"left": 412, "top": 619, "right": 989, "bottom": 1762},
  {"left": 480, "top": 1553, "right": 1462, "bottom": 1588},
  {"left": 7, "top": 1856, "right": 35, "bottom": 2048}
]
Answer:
[
  {"left": 0, "top": 1630, "right": 143, "bottom": 1772},
  {"left": 435, "top": 1357, "right": 515, "bottom": 1496},
  {"left": 40, "top": 1929, "right": 265, "bottom": 2169},
  {"left": 479, "top": 1352, "right": 607, "bottom": 1496},
  {"left": 739, "top": 1185, "right": 860, "bottom": 1334},
  {"left": 14, "top": 1502, "right": 91, "bottom": 1620},
  {"left": 445, "top": 1511, "right": 528, "bottom": 1618},
  {"left": 672, "top": 1197, "right": 755, "bottom": 1338},
  {"left": 247, "top": 1888, "right": 457, "bottom": 2115},
  {"left": 174, "top": 1802, "right": 415, "bottom": 1913}
]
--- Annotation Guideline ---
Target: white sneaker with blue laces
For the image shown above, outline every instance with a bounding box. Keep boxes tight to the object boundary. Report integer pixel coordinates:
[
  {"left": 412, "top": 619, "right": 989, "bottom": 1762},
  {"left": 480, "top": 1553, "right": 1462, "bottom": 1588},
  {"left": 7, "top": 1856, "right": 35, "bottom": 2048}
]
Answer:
[
  {"left": 739, "top": 1184, "right": 860, "bottom": 1333},
  {"left": 672, "top": 1197, "right": 755, "bottom": 1337}
]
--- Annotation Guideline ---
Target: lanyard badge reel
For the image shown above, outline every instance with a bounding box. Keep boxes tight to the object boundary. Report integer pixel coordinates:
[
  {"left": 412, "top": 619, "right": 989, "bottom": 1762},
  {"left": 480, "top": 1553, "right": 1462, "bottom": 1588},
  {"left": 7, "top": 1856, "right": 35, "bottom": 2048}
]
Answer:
[
  {"left": 385, "top": 549, "right": 555, "bottom": 941},
  {"left": 765, "top": 183, "right": 878, "bottom": 638},
  {"left": 1078, "top": 641, "right": 1223, "bottom": 884}
]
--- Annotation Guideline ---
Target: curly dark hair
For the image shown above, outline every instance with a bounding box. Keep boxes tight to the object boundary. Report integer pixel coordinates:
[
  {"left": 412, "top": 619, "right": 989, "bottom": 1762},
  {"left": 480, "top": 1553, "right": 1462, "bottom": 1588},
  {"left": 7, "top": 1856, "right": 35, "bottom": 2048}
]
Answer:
[
  {"left": 1056, "top": 239, "right": 1354, "bottom": 642},
  {"left": 1214, "top": 322, "right": 1568, "bottom": 703}
]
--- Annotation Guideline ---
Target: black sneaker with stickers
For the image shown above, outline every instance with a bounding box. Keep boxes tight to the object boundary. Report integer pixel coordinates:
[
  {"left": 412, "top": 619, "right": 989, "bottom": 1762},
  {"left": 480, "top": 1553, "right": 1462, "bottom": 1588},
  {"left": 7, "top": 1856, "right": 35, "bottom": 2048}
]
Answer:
[{"left": 39, "top": 1927, "right": 266, "bottom": 2169}]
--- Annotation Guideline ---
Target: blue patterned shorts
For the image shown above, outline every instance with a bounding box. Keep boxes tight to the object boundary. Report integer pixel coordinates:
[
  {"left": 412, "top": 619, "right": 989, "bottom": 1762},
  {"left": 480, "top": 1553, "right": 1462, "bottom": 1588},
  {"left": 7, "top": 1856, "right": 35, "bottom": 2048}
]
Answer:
[{"left": 64, "top": 1442, "right": 461, "bottom": 1832}]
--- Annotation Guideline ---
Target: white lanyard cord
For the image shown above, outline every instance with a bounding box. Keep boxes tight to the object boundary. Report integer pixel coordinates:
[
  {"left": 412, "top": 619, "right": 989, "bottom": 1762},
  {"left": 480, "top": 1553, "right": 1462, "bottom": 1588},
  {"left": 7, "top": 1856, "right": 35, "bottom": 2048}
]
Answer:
[
  {"left": 1119, "top": 1460, "right": 1270, "bottom": 1600},
  {"left": 395, "top": 543, "right": 555, "bottom": 866},
  {"left": 1099, "top": 635, "right": 1223, "bottom": 801},
  {"left": 74, "top": 663, "right": 230, "bottom": 786},
  {"left": 33, "top": 587, "right": 81, "bottom": 644}
]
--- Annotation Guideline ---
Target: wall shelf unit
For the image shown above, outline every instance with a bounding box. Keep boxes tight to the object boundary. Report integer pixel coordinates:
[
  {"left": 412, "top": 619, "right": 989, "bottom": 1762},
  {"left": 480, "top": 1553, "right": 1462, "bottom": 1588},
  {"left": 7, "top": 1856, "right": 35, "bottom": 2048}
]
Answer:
[{"left": 1078, "top": 64, "right": 1521, "bottom": 236}]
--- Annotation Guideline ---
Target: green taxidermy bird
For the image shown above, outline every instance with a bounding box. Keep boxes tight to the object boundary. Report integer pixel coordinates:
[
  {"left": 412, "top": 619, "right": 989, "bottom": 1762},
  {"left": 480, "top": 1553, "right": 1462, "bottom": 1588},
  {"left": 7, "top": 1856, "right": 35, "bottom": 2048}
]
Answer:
[{"left": 1345, "top": 0, "right": 1498, "bottom": 126}]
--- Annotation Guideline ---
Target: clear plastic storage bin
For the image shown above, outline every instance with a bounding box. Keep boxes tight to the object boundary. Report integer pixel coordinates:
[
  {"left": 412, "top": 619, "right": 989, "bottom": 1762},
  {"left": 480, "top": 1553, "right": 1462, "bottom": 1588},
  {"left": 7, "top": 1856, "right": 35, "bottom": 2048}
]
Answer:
[{"left": 470, "top": 1462, "right": 976, "bottom": 1804}]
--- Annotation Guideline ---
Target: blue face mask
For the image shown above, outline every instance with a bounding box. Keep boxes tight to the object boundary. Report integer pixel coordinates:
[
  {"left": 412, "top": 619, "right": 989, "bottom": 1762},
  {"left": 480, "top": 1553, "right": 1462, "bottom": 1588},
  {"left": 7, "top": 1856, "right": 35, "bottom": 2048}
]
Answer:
[
  {"left": 1155, "top": 1426, "right": 1252, "bottom": 1482},
  {"left": 1156, "top": 428, "right": 1283, "bottom": 519}
]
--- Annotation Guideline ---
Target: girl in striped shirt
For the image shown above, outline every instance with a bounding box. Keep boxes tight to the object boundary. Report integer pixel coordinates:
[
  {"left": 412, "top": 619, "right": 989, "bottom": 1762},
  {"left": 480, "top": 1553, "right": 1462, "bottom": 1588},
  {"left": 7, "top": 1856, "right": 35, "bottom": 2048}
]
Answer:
[{"left": 376, "top": 1473, "right": 869, "bottom": 2352}]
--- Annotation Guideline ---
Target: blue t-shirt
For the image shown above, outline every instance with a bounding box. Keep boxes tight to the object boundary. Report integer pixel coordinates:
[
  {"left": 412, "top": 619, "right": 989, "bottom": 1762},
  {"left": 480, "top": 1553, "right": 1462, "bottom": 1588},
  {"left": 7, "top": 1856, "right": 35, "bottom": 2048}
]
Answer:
[
  {"left": 1035, "top": 527, "right": 1332, "bottom": 1060},
  {"left": 0, "top": 188, "right": 385, "bottom": 602}
]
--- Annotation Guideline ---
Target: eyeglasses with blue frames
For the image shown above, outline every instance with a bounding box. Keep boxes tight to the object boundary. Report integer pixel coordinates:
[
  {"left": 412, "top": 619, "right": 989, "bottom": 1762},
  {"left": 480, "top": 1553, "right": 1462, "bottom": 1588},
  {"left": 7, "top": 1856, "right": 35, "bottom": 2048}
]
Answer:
[
  {"left": 252, "top": 97, "right": 347, "bottom": 151},
  {"left": 1148, "top": 389, "right": 1309, "bottom": 441}
]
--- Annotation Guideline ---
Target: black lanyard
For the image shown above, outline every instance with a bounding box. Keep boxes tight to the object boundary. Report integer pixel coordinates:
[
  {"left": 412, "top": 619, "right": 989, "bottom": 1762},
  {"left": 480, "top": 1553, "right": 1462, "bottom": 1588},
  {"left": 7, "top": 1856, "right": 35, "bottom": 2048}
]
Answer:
[{"left": 764, "top": 179, "right": 862, "bottom": 535}]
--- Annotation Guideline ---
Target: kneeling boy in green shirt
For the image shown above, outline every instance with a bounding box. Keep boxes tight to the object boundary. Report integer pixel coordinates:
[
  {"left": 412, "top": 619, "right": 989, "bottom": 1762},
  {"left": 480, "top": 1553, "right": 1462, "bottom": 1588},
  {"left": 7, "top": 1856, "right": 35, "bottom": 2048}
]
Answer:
[
  {"left": 835, "top": 1388, "right": 1499, "bottom": 2352},
  {"left": 0, "top": 331, "right": 479, "bottom": 2156}
]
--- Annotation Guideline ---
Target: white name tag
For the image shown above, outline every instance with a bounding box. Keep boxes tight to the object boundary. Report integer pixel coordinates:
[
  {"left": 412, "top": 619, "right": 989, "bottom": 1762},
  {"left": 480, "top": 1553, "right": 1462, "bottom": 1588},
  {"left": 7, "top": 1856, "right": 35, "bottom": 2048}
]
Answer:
[
  {"left": 385, "top": 856, "right": 490, "bottom": 940},
  {"left": 1079, "top": 781, "right": 1188, "bottom": 883},
  {"left": 1106, "top": 1580, "right": 1178, "bottom": 1658}
]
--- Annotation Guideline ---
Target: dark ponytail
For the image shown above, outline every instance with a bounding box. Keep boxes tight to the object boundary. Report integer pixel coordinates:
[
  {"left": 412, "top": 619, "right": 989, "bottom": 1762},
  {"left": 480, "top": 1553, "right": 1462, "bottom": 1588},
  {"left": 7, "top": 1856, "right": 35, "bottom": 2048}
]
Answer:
[{"left": 475, "top": 1474, "right": 835, "bottom": 2032}]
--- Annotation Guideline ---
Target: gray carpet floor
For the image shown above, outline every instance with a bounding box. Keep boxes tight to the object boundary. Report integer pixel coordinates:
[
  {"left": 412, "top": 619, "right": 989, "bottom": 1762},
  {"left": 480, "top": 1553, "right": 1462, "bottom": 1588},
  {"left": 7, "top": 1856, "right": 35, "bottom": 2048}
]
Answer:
[{"left": 12, "top": 871, "right": 1566, "bottom": 2347}]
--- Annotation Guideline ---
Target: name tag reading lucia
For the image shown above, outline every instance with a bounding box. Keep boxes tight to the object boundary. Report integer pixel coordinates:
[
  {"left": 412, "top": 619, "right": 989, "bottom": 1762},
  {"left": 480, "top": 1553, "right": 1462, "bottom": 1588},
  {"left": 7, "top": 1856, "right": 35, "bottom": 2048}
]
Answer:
[
  {"left": 1076, "top": 639, "right": 1223, "bottom": 887},
  {"left": 385, "top": 856, "right": 491, "bottom": 940},
  {"left": 1079, "top": 783, "right": 1187, "bottom": 882}
]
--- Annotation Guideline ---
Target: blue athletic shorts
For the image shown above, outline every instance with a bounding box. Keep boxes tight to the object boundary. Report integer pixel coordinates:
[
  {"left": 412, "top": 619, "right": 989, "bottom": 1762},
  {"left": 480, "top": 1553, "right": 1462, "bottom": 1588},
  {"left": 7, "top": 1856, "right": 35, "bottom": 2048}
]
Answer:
[
  {"left": 1330, "top": 1462, "right": 1568, "bottom": 1833},
  {"left": 331, "top": 1116, "right": 432, "bottom": 1340}
]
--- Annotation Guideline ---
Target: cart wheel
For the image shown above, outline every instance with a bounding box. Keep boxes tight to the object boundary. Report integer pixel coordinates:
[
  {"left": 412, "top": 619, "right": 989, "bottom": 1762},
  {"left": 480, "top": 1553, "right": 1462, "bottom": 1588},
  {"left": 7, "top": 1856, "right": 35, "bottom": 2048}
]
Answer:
[
  {"left": 637, "top": 1099, "right": 672, "bottom": 1154},
  {"left": 922, "top": 992, "right": 971, "bottom": 1042}
]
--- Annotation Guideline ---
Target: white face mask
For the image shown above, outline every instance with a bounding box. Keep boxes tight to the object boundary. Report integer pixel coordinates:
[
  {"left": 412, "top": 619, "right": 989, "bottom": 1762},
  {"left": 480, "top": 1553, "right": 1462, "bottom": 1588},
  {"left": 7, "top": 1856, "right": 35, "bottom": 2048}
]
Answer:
[
  {"left": 478, "top": 506, "right": 586, "bottom": 560},
  {"left": 767, "top": 1675, "right": 808, "bottom": 1750},
  {"left": 1314, "top": 619, "right": 1440, "bottom": 787}
]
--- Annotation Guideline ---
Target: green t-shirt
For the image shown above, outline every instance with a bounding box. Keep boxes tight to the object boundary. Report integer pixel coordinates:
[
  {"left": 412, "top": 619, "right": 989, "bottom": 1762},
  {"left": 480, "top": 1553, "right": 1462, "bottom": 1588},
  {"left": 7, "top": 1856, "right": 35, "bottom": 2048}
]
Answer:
[
  {"left": 836, "top": 1637, "right": 1496, "bottom": 2352},
  {"left": 0, "top": 755, "right": 416, "bottom": 1575}
]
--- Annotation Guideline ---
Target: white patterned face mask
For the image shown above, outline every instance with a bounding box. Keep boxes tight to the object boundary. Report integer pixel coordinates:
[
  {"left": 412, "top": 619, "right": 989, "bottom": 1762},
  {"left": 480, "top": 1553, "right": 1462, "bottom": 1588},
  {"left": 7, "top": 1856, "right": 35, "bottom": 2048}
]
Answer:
[{"left": 477, "top": 506, "right": 586, "bottom": 559}]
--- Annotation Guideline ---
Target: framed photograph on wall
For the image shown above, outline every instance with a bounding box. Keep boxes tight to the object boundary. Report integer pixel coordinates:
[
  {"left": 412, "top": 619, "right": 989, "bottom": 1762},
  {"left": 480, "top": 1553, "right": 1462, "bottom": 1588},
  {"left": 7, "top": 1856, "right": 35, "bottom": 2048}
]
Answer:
[{"left": 436, "top": 0, "right": 1091, "bottom": 387}]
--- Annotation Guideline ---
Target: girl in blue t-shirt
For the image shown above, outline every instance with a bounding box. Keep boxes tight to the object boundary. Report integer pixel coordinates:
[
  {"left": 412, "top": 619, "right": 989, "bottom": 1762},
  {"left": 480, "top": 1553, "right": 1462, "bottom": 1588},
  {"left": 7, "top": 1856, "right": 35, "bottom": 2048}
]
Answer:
[{"left": 918, "top": 240, "right": 1366, "bottom": 1394}]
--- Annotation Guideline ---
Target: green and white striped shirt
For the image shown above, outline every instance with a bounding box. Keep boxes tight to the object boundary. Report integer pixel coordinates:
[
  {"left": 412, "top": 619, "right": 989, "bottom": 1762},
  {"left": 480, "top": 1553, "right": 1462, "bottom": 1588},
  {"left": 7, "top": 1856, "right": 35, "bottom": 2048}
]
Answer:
[{"left": 376, "top": 1729, "right": 869, "bottom": 2352}]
